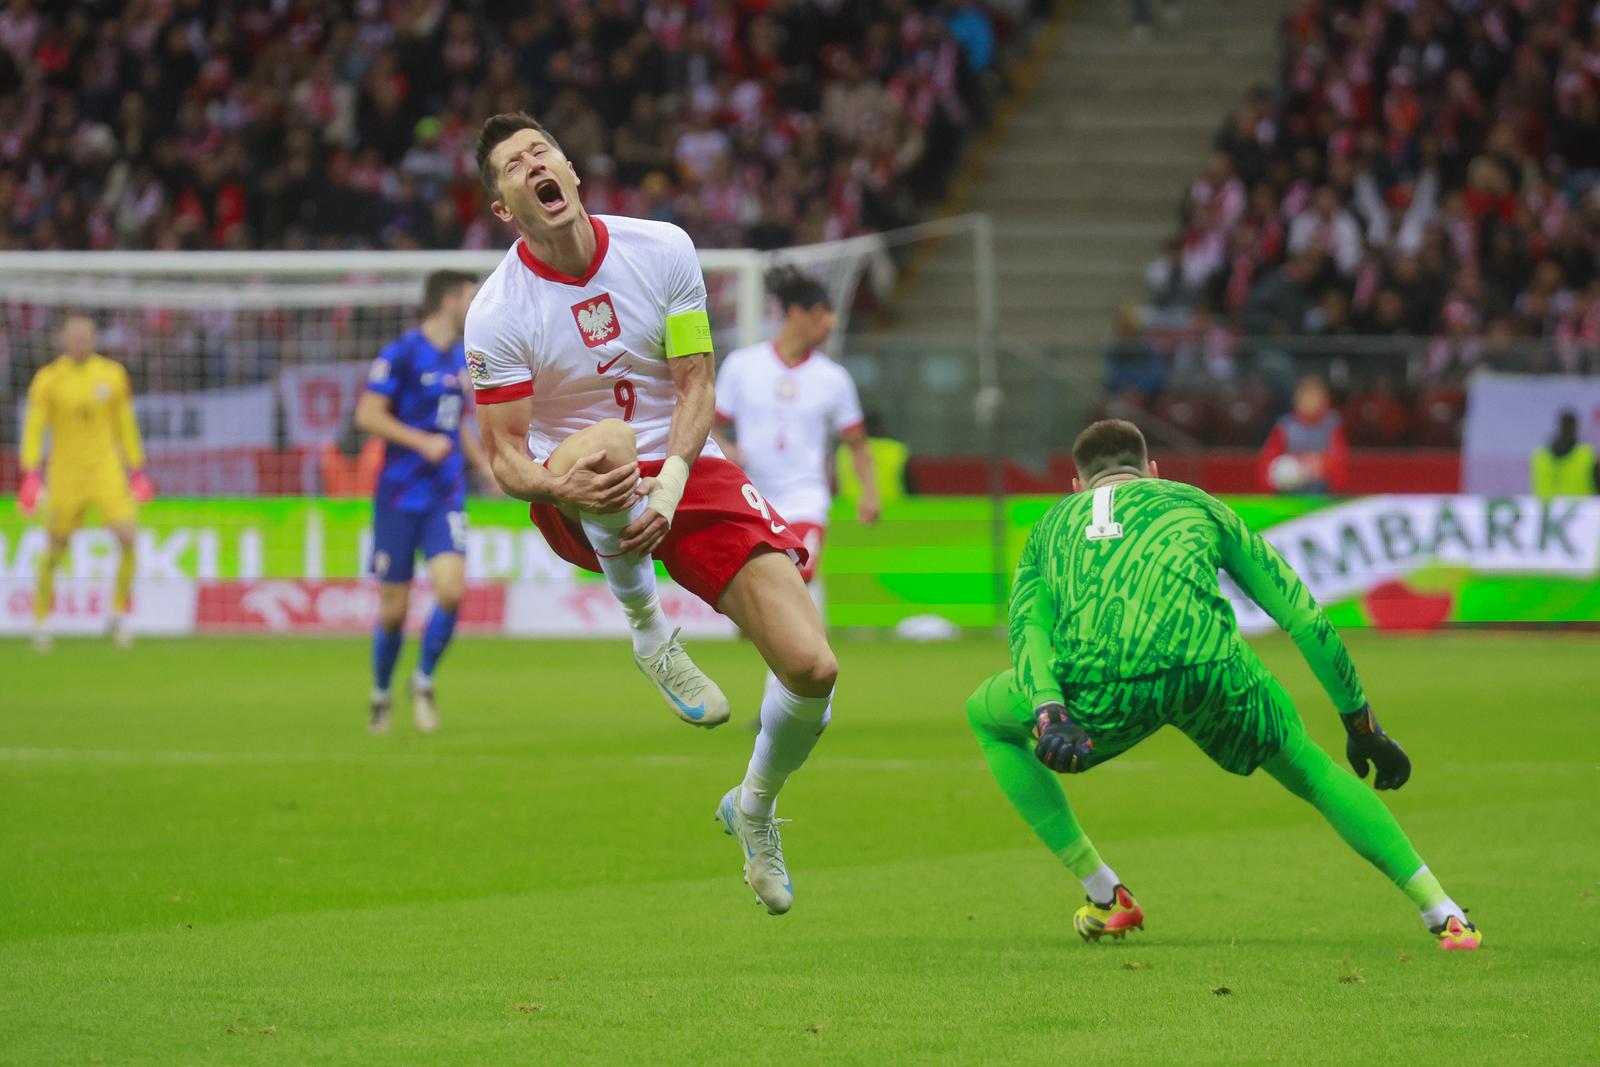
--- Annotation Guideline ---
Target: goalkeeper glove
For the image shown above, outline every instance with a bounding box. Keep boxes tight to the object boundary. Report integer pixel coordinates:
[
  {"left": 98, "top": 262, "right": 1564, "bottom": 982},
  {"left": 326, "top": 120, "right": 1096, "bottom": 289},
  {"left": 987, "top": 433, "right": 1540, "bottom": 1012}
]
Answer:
[
  {"left": 18, "top": 470, "right": 42, "bottom": 516},
  {"left": 1034, "top": 702, "right": 1094, "bottom": 773},
  {"left": 129, "top": 470, "right": 155, "bottom": 503},
  {"left": 1341, "top": 703, "right": 1410, "bottom": 790}
]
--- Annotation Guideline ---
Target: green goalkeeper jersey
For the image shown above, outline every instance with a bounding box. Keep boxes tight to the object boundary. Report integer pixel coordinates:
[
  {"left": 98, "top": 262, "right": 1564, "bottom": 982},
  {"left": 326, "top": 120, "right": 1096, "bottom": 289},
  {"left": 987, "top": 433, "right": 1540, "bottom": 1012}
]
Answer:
[{"left": 1009, "top": 477, "right": 1365, "bottom": 714}]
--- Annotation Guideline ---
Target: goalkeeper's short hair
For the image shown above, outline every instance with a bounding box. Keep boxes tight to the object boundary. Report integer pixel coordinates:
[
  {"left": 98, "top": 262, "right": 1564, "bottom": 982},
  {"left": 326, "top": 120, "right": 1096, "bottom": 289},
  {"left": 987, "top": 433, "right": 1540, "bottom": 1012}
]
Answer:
[{"left": 1073, "top": 419, "right": 1149, "bottom": 483}]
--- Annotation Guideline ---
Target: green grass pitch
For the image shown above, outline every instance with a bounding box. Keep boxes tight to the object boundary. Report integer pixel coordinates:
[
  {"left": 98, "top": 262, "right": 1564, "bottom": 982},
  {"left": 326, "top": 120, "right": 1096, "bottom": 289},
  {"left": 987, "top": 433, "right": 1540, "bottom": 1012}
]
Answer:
[{"left": 1, "top": 631, "right": 1595, "bottom": 1064}]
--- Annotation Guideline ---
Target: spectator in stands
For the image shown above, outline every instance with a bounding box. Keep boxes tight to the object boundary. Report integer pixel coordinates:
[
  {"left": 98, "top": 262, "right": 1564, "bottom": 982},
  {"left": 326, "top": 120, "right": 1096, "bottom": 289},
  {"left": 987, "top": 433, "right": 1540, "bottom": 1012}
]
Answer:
[
  {"left": 1139, "top": 0, "right": 1600, "bottom": 406},
  {"left": 1243, "top": 251, "right": 1320, "bottom": 336},
  {"left": 1530, "top": 410, "right": 1599, "bottom": 497},
  {"left": 1258, "top": 374, "right": 1350, "bottom": 495},
  {"left": 1105, "top": 305, "right": 1167, "bottom": 396},
  {"left": 0, "top": 0, "right": 1028, "bottom": 255}
]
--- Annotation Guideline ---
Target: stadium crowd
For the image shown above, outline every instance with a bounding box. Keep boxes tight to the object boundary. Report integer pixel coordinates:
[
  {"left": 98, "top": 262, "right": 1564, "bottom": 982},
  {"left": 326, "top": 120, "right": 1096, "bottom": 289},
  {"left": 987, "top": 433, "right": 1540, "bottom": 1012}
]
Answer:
[
  {"left": 0, "top": 0, "right": 1036, "bottom": 255},
  {"left": 1112, "top": 0, "right": 1600, "bottom": 448}
]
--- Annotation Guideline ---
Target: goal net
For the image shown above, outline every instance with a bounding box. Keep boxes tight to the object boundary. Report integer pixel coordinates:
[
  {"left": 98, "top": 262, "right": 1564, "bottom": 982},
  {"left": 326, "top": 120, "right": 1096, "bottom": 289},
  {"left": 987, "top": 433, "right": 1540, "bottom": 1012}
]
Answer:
[{"left": 0, "top": 219, "right": 978, "bottom": 636}]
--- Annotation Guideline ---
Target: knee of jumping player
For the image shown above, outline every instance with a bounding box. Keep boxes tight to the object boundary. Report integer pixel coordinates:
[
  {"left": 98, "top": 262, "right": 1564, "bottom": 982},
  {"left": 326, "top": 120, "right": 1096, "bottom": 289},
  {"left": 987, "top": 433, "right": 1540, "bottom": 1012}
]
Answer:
[
  {"left": 551, "top": 418, "right": 638, "bottom": 475},
  {"left": 776, "top": 641, "right": 838, "bottom": 697}
]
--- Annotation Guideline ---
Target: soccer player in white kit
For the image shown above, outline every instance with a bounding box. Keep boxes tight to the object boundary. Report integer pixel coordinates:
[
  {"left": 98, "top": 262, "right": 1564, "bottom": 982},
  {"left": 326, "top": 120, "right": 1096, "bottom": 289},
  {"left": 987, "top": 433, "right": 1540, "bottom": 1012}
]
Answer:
[
  {"left": 466, "top": 112, "right": 837, "bottom": 915},
  {"left": 713, "top": 267, "right": 880, "bottom": 590}
]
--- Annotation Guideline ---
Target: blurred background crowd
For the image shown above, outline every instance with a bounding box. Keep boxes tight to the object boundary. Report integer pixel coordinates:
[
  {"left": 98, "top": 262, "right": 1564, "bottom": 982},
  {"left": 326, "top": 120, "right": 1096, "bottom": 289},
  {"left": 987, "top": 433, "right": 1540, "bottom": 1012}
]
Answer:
[
  {"left": 1106, "top": 0, "right": 1600, "bottom": 450},
  {"left": 0, "top": 0, "right": 1039, "bottom": 254}
]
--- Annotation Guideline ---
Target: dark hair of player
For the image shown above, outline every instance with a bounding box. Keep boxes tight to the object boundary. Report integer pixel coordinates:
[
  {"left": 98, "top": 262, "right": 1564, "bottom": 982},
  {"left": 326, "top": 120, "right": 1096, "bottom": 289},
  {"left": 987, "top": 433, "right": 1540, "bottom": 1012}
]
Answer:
[
  {"left": 765, "top": 265, "right": 831, "bottom": 313},
  {"left": 475, "top": 111, "right": 563, "bottom": 198},
  {"left": 1072, "top": 419, "right": 1149, "bottom": 484},
  {"left": 422, "top": 270, "right": 477, "bottom": 315}
]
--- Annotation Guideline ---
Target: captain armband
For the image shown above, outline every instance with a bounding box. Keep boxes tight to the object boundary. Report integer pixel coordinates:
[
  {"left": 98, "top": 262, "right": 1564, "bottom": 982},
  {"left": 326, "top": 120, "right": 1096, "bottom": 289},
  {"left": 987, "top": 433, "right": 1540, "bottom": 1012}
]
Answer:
[{"left": 664, "top": 311, "right": 713, "bottom": 358}]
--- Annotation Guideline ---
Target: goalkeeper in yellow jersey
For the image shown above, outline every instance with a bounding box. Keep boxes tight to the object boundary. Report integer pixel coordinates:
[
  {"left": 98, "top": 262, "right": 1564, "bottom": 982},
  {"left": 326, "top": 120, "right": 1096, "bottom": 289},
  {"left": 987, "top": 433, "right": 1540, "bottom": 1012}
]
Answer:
[{"left": 18, "top": 313, "right": 154, "bottom": 651}]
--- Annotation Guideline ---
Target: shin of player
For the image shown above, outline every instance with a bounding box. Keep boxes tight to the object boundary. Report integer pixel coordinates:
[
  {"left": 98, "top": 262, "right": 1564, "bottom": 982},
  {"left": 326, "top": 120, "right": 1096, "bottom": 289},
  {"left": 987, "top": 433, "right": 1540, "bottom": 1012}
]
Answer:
[
  {"left": 468, "top": 113, "right": 837, "bottom": 912},
  {"left": 19, "top": 312, "right": 152, "bottom": 651},
  {"left": 356, "top": 271, "right": 491, "bottom": 734}
]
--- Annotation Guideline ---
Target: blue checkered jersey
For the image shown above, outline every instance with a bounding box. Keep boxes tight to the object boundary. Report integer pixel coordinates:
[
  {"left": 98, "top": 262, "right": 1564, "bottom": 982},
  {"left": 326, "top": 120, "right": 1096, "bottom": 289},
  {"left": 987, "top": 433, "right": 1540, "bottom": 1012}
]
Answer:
[{"left": 366, "top": 329, "right": 470, "bottom": 512}]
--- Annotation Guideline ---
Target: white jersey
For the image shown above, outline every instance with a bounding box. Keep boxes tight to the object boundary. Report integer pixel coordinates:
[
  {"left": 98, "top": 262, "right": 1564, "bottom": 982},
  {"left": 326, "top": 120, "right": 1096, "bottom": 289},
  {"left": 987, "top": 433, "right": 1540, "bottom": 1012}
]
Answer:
[
  {"left": 715, "top": 341, "right": 864, "bottom": 524},
  {"left": 463, "top": 214, "right": 722, "bottom": 462}
]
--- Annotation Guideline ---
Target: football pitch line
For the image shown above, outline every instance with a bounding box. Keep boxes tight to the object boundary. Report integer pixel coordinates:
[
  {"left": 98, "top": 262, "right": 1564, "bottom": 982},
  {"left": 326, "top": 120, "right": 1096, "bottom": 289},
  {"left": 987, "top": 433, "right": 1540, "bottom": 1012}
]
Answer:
[{"left": 1, "top": 745, "right": 1147, "bottom": 773}]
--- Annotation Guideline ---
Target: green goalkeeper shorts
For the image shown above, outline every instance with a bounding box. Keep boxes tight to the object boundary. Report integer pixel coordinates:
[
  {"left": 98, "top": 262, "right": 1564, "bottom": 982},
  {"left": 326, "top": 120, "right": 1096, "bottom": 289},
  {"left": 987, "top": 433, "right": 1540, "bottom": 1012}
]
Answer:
[{"left": 968, "top": 644, "right": 1305, "bottom": 776}]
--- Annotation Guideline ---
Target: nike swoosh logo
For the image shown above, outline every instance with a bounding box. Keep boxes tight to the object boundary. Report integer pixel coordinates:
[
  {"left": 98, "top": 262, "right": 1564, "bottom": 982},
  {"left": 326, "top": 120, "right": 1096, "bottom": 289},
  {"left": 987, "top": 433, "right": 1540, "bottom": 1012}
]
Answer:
[
  {"left": 596, "top": 353, "right": 624, "bottom": 374},
  {"left": 662, "top": 686, "right": 706, "bottom": 720}
]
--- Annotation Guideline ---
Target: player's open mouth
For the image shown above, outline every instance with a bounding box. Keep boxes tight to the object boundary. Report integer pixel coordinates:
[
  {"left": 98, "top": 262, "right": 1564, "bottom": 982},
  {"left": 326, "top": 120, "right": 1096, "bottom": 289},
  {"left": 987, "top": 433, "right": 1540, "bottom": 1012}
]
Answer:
[{"left": 534, "top": 178, "right": 567, "bottom": 214}]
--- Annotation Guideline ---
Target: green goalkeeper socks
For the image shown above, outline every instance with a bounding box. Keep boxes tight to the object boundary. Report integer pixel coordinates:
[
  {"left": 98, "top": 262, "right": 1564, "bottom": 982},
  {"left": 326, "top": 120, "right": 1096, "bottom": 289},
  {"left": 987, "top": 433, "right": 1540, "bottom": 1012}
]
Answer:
[
  {"left": 966, "top": 674, "right": 1105, "bottom": 878},
  {"left": 1261, "top": 729, "right": 1425, "bottom": 889}
]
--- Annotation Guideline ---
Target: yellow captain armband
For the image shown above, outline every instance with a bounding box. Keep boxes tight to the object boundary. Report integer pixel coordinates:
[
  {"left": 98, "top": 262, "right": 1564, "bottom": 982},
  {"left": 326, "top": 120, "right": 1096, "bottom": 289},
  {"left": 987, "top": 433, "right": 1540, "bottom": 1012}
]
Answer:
[{"left": 664, "top": 310, "right": 713, "bottom": 358}]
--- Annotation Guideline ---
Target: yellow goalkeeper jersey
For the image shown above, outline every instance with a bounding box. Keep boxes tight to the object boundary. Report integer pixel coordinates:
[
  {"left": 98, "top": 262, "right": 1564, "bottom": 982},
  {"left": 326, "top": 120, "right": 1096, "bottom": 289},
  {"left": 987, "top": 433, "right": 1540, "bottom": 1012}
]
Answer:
[{"left": 21, "top": 354, "right": 145, "bottom": 477}]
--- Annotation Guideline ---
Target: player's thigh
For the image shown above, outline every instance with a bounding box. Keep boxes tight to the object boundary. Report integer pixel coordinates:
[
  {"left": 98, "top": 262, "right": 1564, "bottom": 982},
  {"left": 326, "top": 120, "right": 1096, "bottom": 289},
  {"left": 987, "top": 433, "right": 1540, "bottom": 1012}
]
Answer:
[
  {"left": 964, "top": 669, "right": 1034, "bottom": 745},
  {"left": 547, "top": 419, "right": 638, "bottom": 475},
  {"left": 1174, "top": 649, "right": 1306, "bottom": 776},
  {"left": 44, "top": 481, "right": 88, "bottom": 540},
  {"left": 370, "top": 507, "right": 421, "bottom": 583},
  {"left": 95, "top": 477, "right": 136, "bottom": 534},
  {"left": 717, "top": 548, "right": 837, "bottom": 696}
]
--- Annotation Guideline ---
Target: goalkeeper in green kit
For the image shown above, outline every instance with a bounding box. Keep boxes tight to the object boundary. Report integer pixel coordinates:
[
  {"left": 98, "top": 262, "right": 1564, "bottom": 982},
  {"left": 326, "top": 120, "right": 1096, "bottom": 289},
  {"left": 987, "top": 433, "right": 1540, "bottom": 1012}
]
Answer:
[{"left": 966, "top": 420, "right": 1481, "bottom": 950}]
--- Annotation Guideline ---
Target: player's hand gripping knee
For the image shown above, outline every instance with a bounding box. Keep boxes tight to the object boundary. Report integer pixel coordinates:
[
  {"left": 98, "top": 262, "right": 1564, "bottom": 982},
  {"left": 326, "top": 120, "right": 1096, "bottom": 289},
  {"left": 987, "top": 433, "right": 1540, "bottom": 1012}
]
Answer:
[
  {"left": 1341, "top": 703, "right": 1410, "bottom": 790},
  {"left": 1033, "top": 703, "right": 1094, "bottom": 773},
  {"left": 553, "top": 450, "right": 640, "bottom": 513}
]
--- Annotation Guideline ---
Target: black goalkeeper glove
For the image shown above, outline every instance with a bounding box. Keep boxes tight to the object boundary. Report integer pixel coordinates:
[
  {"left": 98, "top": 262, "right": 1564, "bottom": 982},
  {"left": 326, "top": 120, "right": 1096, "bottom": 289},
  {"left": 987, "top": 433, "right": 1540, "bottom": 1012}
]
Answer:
[
  {"left": 1341, "top": 703, "right": 1410, "bottom": 790},
  {"left": 1034, "top": 703, "right": 1094, "bottom": 773}
]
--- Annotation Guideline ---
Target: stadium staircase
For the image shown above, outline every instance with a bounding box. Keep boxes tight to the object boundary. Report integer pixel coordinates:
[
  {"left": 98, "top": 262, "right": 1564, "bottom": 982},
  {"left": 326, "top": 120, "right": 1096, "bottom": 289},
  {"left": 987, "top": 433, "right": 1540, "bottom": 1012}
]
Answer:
[{"left": 886, "top": 0, "right": 1281, "bottom": 359}]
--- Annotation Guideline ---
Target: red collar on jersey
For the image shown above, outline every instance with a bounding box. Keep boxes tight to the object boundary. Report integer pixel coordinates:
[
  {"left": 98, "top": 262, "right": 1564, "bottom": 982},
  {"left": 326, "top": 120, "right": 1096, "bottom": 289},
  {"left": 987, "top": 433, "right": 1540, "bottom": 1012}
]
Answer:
[
  {"left": 770, "top": 340, "right": 814, "bottom": 367},
  {"left": 516, "top": 215, "right": 610, "bottom": 286}
]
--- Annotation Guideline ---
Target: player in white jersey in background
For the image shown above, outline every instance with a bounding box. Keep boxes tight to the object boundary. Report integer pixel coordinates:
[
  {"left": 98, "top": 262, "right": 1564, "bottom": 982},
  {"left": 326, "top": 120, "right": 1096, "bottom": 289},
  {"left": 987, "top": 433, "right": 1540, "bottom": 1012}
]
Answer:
[
  {"left": 466, "top": 112, "right": 839, "bottom": 915},
  {"left": 712, "top": 267, "right": 879, "bottom": 607}
]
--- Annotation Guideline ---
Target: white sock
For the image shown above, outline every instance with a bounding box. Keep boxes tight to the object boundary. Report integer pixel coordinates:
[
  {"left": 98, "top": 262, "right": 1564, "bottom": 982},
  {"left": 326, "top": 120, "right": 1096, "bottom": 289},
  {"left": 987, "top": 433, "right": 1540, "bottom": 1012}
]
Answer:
[
  {"left": 411, "top": 669, "right": 432, "bottom": 692},
  {"left": 740, "top": 671, "right": 832, "bottom": 818},
  {"left": 1082, "top": 864, "right": 1120, "bottom": 905},
  {"left": 580, "top": 498, "right": 673, "bottom": 657},
  {"left": 1421, "top": 898, "right": 1465, "bottom": 929}
]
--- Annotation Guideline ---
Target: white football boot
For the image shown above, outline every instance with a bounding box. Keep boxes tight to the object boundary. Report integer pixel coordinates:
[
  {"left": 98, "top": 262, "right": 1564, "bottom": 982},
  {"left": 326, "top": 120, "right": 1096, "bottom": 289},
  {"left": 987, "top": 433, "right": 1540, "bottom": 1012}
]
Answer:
[
  {"left": 716, "top": 786, "right": 793, "bottom": 915},
  {"left": 110, "top": 613, "right": 133, "bottom": 650},
  {"left": 31, "top": 624, "right": 52, "bottom": 653},
  {"left": 368, "top": 688, "right": 392, "bottom": 735},
  {"left": 635, "top": 628, "right": 730, "bottom": 727},
  {"left": 409, "top": 672, "right": 439, "bottom": 734}
]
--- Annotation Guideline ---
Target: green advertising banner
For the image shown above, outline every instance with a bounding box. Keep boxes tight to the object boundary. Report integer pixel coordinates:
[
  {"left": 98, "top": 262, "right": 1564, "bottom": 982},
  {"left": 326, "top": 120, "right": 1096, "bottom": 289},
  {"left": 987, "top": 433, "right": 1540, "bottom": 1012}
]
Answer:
[{"left": 3, "top": 494, "right": 1598, "bottom": 631}]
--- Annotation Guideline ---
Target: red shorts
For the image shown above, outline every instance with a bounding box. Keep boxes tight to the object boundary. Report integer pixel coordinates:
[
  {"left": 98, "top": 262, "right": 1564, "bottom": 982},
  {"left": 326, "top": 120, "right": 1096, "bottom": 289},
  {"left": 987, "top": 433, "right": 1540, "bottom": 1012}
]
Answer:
[
  {"left": 530, "top": 456, "right": 809, "bottom": 608},
  {"left": 791, "top": 522, "right": 826, "bottom": 583}
]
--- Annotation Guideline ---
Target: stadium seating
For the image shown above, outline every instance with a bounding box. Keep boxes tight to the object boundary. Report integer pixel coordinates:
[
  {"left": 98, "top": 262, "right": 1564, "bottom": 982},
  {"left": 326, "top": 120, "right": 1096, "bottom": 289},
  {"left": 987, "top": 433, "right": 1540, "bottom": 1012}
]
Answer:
[
  {"left": 0, "top": 0, "right": 1039, "bottom": 254},
  {"left": 1124, "top": 0, "right": 1600, "bottom": 445}
]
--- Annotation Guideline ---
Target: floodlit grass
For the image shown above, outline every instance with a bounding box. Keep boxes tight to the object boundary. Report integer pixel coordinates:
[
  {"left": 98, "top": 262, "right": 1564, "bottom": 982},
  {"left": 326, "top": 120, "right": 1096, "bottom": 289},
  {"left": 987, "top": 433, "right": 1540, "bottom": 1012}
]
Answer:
[{"left": 1, "top": 631, "right": 1594, "bottom": 1064}]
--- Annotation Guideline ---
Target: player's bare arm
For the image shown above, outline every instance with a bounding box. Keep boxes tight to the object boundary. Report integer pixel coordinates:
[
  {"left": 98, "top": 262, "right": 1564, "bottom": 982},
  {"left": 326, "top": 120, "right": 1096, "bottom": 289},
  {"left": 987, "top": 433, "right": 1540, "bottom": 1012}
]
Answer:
[
  {"left": 841, "top": 424, "right": 880, "bottom": 524},
  {"left": 355, "top": 391, "right": 453, "bottom": 465},
  {"left": 457, "top": 421, "right": 500, "bottom": 492},
  {"left": 475, "top": 393, "right": 638, "bottom": 510},
  {"left": 621, "top": 351, "right": 715, "bottom": 554}
]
